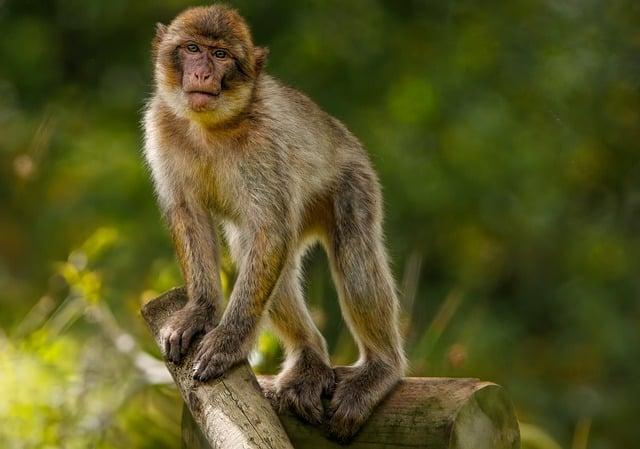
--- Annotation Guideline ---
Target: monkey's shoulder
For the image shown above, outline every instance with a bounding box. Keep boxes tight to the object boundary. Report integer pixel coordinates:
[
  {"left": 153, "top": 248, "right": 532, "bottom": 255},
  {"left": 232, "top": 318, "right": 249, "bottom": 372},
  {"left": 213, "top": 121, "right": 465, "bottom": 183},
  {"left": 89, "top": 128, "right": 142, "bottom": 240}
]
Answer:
[
  {"left": 251, "top": 75, "right": 365, "bottom": 160},
  {"left": 254, "top": 76, "right": 339, "bottom": 133}
]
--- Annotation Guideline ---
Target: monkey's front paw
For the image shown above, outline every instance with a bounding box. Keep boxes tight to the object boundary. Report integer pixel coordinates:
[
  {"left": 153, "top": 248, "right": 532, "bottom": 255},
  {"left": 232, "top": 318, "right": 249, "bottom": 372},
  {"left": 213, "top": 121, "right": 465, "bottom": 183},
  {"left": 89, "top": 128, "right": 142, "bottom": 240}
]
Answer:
[
  {"left": 270, "top": 349, "right": 334, "bottom": 425},
  {"left": 192, "top": 329, "right": 245, "bottom": 381},
  {"left": 161, "top": 303, "right": 214, "bottom": 363}
]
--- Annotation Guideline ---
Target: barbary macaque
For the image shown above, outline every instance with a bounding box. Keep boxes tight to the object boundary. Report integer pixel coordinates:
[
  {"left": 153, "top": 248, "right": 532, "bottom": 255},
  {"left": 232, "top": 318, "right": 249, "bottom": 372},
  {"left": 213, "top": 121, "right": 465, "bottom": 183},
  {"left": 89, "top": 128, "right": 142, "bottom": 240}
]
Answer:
[{"left": 143, "top": 4, "right": 405, "bottom": 441}]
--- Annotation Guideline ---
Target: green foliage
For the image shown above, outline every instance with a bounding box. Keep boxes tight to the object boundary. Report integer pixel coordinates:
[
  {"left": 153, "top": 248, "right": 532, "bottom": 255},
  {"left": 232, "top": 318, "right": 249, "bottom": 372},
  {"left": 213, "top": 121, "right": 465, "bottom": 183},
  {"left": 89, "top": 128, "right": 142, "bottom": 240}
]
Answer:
[{"left": 1, "top": 1, "right": 639, "bottom": 448}]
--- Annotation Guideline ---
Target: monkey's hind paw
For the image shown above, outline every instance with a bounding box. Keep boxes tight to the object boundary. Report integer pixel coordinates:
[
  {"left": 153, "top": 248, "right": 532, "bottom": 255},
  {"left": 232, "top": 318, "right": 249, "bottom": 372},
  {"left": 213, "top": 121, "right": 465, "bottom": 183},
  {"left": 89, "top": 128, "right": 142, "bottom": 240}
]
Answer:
[
  {"left": 161, "top": 303, "right": 214, "bottom": 364},
  {"left": 325, "top": 362, "right": 401, "bottom": 443},
  {"left": 325, "top": 399, "right": 369, "bottom": 444},
  {"left": 271, "top": 350, "right": 334, "bottom": 425}
]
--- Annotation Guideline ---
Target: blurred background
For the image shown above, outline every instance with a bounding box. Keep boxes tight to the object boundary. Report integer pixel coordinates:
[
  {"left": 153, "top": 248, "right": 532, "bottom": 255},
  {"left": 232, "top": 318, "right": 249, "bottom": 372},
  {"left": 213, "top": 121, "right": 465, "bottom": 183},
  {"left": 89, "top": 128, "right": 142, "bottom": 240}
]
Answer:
[{"left": 1, "top": 0, "right": 639, "bottom": 448}]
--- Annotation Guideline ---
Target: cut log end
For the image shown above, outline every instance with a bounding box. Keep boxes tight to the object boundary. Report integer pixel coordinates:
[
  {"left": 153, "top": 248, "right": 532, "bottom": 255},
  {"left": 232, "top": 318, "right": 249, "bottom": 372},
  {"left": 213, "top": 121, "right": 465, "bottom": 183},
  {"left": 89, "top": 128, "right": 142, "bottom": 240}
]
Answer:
[
  {"left": 451, "top": 384, "right": 520, "bottom": 449},
  {"left": 142, "top": 288, "right": 520, "bottom": 449}
]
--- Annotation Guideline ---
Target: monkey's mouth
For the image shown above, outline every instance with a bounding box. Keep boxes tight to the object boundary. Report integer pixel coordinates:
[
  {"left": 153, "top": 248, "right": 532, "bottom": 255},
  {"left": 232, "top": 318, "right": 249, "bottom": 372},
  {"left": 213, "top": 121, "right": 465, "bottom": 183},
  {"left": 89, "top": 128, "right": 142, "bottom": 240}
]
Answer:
[
  {"left": 185, "top": 90, "right": 220, "bottom": 110},
  {"left": 187, "top": 90, "right": 220, "bottom": 97}
]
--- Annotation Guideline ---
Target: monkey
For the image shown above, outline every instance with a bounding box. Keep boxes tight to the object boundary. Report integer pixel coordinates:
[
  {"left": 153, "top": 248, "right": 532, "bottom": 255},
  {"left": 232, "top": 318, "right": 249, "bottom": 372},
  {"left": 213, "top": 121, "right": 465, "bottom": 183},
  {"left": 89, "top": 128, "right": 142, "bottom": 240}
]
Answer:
[{"left": 142, "top": 5, "right": 406, "bottom": 442}]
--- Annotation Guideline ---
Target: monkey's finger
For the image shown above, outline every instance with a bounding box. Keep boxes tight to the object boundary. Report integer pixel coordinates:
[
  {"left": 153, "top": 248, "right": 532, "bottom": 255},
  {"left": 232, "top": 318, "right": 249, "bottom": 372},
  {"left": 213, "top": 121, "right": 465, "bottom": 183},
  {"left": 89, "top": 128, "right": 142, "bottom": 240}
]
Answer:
[
  {"left": 192, "top": 342, "right": 209, "bottom": 366},
  {"left": 192, "top": 349, "right": 213, "bottom": 379},
  {"left": 193, "top": 357, "right": 221, "bottom": 381},
  {"left": 194, "top": 352, "right": 235, "bottom": 381},
  {"left": 162, "top": 331, "right": 172, "bottom": 360},
  {"left": 168, "top": 331, "right": 182, "bottom": 362},
  {"left": 180, "top": 327, "right": 196, "bottom": 356},
  {"left": 193, "top": 367, "right": 213, "bottom": 382}
]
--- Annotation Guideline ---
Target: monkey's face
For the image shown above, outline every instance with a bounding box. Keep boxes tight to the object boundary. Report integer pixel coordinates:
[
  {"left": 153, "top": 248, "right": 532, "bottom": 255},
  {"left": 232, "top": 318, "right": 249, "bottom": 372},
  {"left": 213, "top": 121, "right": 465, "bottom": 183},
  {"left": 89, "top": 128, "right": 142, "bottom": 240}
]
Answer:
[
  {"left": 178, "top": 41, "right": 237, "bottom": 112},
  {"left": 153, "top": 6, "right": 266, "bottom": 125}
]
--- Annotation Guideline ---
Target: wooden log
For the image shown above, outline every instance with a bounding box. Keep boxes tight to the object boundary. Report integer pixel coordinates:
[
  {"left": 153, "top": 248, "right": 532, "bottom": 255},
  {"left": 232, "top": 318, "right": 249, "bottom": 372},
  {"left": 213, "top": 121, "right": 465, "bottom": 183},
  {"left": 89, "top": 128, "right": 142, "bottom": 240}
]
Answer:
[
  {"left": 141, "top": 288, "right": 294, "bottom": 449},
  {"left": 267, "top": 377, "right": 520, "bottom": 448},
  {"left": 143, "top": 288, "right": 520, "bottom": 449},
  {"left": 182, "top": 377, "right": 520, "bottom": 449}
]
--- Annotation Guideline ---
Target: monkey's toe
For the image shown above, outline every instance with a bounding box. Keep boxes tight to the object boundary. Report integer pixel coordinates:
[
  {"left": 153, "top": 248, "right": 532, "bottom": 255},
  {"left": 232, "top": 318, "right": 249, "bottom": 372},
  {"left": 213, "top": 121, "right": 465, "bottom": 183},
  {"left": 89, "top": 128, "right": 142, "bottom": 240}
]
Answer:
[
  {"left": 325, "top": 400, "right": 367, "bottom": 444},
  {"left": 263, "top": 377, "right": 323, "bottom": 424},
  {"left": 275, "top": 367, "right": 334, "bottom": 426},
  {"left": 325, "top": 380, "right": 370, "bottom": 443},
  {"left": 272, "top": 349, "right": 334, "bottom": 425},
  {"left": 276, "top": 382, "right": 324, "bottom": 425}
]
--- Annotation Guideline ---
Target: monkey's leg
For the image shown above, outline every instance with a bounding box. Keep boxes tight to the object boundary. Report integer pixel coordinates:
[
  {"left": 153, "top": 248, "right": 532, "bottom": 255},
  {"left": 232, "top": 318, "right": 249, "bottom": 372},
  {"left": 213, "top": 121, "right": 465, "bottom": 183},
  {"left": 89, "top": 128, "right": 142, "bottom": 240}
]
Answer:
[
  {"left": 192, "top": 227, "right": 288, "bottom": 381},
  {"left": 264, "top": 257, "right": 334, "bottom": 425},
  {"left": 162, "top": 201, "right": 222, "bottom": 363},
  {"left": 325, "top": 212, "right": 406, "bottom": 442}
]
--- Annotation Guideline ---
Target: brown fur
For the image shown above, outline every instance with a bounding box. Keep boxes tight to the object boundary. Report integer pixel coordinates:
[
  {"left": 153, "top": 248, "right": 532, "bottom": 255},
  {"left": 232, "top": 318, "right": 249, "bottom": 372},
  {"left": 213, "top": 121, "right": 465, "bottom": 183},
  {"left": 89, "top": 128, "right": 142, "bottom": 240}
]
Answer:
[{"left": 143, "top": 4, "right": 405, "bottom": 442}]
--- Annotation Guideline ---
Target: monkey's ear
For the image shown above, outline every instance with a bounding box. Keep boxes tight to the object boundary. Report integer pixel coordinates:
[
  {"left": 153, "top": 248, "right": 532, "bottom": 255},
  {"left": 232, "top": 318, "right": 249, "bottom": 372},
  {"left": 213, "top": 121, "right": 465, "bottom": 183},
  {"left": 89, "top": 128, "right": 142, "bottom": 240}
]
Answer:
[
  {"left": 254, "top": 46, "right": 269, "bottom": 74},
  {"left": 155, "top": 22, "right": 168, "bottom": 40},
  {"left": 152, "top": 23, "right": 168, "bottom": 56}
]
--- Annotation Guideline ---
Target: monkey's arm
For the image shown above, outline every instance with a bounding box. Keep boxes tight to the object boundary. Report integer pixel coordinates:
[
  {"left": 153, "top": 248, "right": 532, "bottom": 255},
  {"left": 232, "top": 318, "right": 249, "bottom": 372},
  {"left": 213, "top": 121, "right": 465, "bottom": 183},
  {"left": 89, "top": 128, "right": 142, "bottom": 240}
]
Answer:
[
  {"left": 161, "top": 199, "right": 223, "bottom": 362},
  {"left": 192, "top": 226, "right": 289, "bottom": 381}
]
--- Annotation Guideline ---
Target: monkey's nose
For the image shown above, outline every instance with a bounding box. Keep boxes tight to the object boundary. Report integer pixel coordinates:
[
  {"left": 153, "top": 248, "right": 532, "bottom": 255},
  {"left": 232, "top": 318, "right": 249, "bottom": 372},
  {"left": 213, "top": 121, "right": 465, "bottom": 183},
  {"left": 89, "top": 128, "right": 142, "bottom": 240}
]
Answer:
[{"left": 194, "top": 72, "right": 212, "bottom": 81}]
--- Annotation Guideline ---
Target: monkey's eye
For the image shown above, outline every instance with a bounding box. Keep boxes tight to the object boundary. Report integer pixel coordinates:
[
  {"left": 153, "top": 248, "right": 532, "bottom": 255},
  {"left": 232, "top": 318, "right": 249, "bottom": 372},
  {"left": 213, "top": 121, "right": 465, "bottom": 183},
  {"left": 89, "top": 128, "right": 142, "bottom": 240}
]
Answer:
[
  {"left": 213, "top": 49, "right": 228, "bottom": 59},
  {"left": 185, "top": 43, "right": 199, "bottom": 53}
]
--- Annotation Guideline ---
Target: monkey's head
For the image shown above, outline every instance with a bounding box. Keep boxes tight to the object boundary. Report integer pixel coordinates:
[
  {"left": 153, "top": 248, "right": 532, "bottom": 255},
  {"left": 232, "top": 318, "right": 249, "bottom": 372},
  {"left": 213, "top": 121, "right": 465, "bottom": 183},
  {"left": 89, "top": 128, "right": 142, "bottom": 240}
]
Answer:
[{"left": 153, "top": 5, "right": 267, "bottom": 125}]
